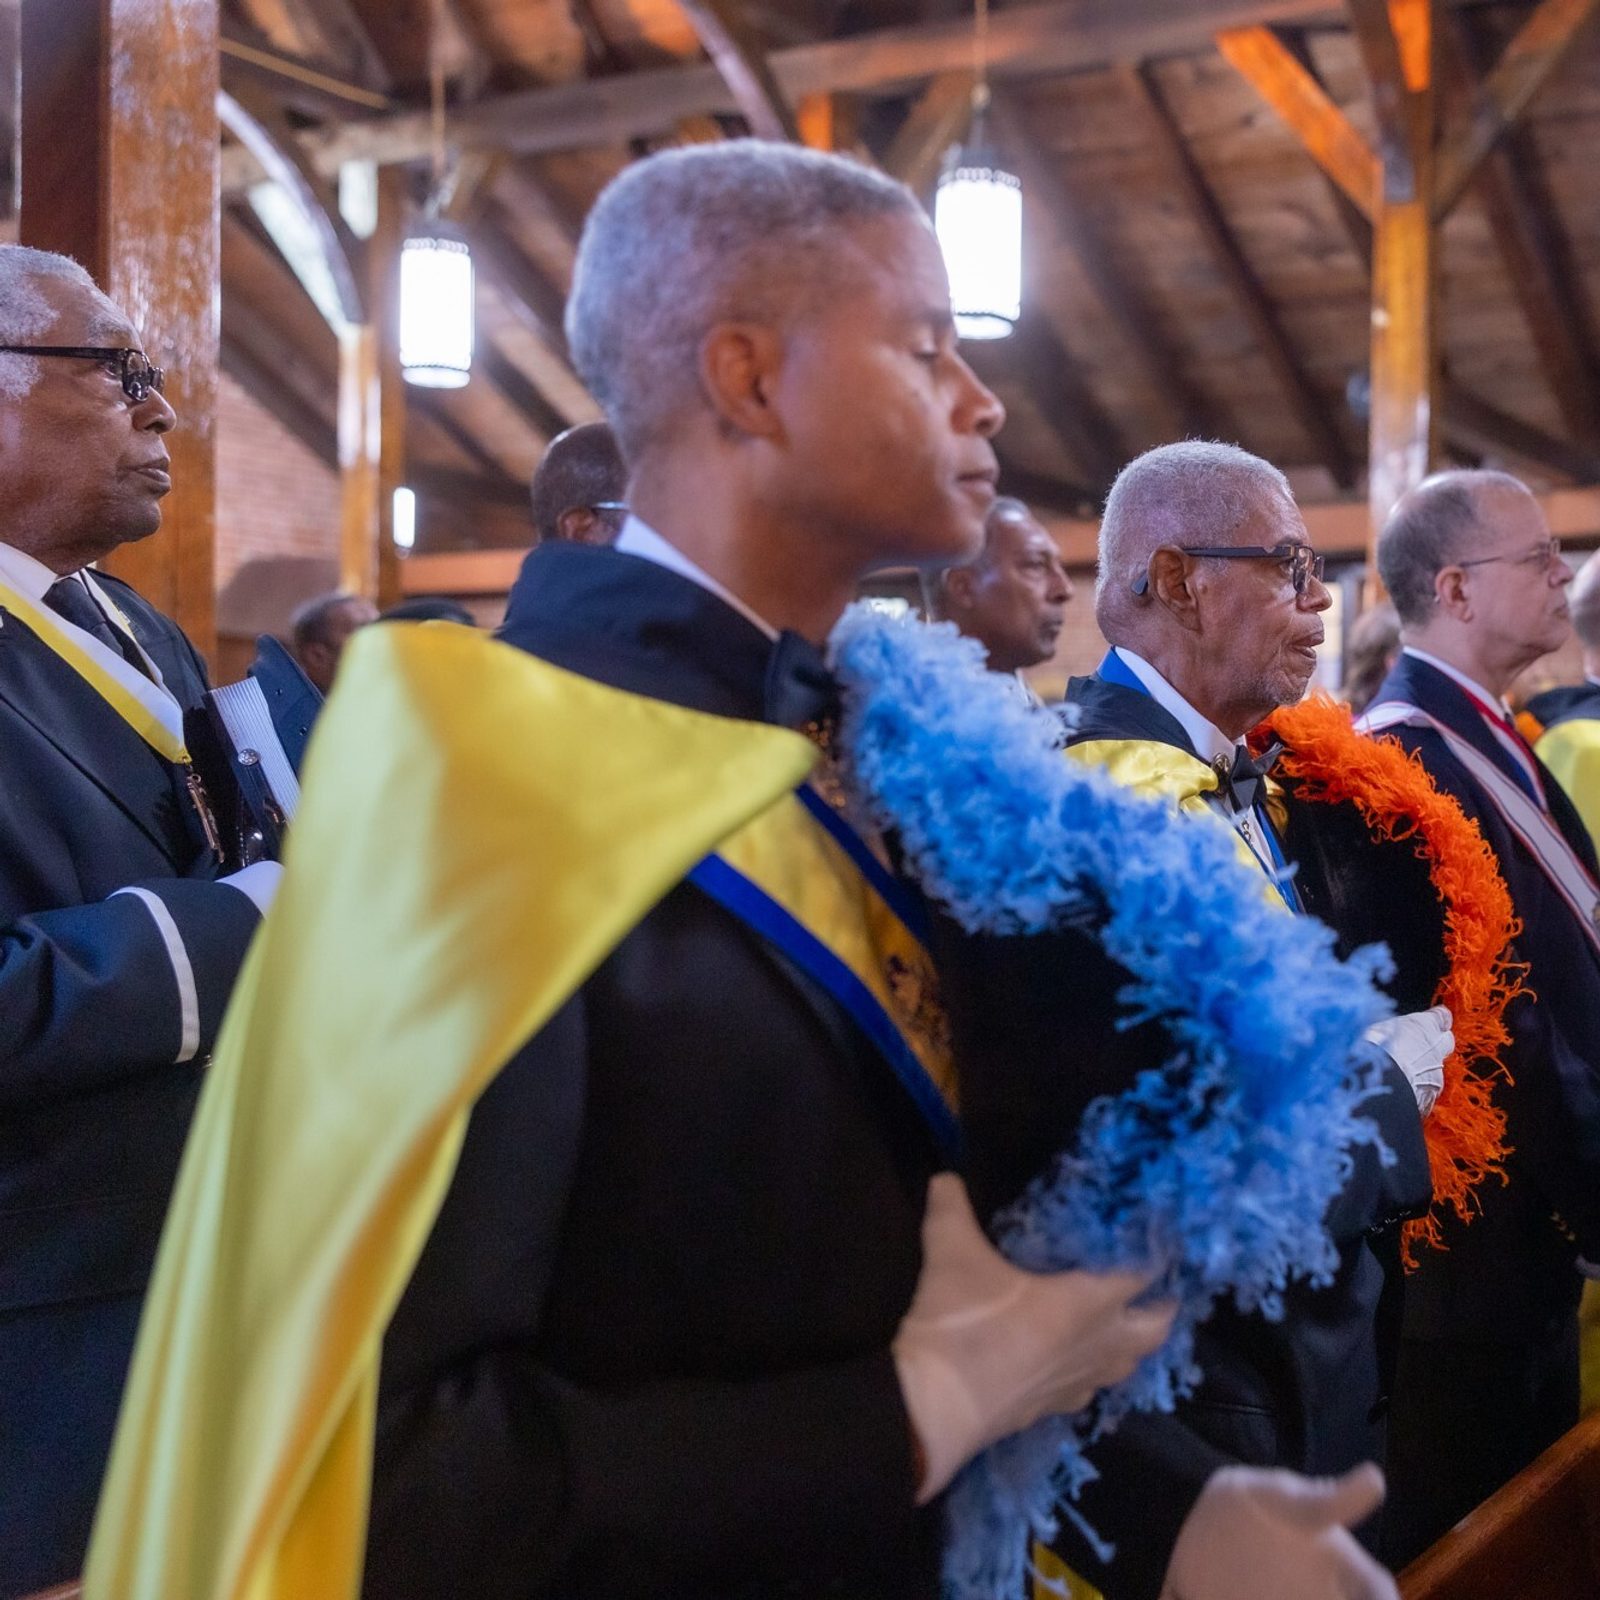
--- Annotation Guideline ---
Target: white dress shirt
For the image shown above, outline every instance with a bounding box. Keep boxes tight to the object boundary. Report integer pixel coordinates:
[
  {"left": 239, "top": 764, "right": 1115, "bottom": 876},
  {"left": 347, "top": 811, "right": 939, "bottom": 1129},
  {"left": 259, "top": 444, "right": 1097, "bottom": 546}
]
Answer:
[{"left": 613, "top": 515, "right": 779, "bottom": 642}]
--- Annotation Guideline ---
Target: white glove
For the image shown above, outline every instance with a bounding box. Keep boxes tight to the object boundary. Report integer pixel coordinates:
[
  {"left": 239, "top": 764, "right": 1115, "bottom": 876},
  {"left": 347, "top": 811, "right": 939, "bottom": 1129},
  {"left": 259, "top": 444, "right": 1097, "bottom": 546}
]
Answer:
[
  {"left": 1161, "top": 1463, "right": 1398, "bottom": 1600},
  {"left": 893, "top": 1173, "right": 1175, "bottom": 1503},
  {"left": 220, "top": 859, "right": 284, "bottom": 917},
  {"left": 1365, "top": 1005, "right": 1453, "bottom": 1117},
  {"left": 1578, "top": 1258, "right": 1600, "bottom": 1282}
]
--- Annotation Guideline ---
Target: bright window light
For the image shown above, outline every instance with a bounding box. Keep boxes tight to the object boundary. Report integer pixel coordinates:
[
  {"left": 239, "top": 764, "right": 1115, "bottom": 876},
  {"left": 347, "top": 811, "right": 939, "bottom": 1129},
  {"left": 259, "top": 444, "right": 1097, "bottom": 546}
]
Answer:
[{"left": 392, "top": 486, "right": 417, "bottom": 551}]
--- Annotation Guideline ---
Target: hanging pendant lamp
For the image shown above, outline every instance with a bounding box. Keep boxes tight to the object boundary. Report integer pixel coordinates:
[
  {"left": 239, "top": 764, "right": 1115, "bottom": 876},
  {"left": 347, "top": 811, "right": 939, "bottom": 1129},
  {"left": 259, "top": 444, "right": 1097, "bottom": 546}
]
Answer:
[
  {"left": 934, "top": 0, "right": 1021, "bottom": 341},
  {"left": 400, "top": 0, "right": 475, "bottom": 388}
]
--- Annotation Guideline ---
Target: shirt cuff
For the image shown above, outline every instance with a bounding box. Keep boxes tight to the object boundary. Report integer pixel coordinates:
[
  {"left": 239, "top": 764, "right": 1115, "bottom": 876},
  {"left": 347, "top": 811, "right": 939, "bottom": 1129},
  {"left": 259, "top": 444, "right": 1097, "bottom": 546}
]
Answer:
[{"left": 220, "top": 859, "right": 285, "bottom": 917}]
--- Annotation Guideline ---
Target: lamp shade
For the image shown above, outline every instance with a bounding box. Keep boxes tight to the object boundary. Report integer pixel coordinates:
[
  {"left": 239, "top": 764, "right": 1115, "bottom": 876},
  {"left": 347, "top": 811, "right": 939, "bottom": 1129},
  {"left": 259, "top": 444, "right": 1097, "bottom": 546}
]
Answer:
[
  {"left": 934, "top": 155, "right": 1021, "bottom": 341},
  {"left": 399, "top": 228, "right": 474, "bottom": 388}
]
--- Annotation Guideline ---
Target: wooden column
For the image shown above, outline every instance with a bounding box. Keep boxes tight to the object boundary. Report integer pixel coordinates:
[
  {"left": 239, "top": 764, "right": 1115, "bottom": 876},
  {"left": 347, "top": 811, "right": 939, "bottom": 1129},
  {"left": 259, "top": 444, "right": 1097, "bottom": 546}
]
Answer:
[
  {"left": 20, "top": 0, "right": 221, "bottom": 658},
  {"left": 1351, "top": 0, "right": 1438, "bottom": 568},
  {"left": 339, "top": 165, "right": 405, "bottom": 605}
]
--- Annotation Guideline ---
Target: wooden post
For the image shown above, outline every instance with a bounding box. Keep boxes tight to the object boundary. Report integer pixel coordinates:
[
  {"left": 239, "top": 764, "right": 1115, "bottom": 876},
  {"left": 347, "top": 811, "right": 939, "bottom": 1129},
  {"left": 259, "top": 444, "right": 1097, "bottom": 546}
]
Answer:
[
  {"left": 1350, "top": 0, "right": 1438, "bottom": 576},
  {"left": 339, "top": 166, "right": 405, "bottom": 604},
  {"left": 20, "top": 0, "right": 221, "bottom": 659}
]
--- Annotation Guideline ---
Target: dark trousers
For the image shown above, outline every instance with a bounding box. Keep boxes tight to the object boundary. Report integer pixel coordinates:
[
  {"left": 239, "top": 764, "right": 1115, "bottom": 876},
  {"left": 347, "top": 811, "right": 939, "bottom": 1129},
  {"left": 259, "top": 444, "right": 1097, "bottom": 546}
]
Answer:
[{"left": 1380, "top": 1319, "right": 1580, "bottom": 1570}]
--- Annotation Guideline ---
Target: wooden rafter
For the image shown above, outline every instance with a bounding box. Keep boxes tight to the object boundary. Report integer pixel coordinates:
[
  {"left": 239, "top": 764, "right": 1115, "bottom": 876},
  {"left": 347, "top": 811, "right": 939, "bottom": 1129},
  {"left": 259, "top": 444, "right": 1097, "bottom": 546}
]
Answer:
[
  {"left": 1437, "top": 9, "right": 1600, "bottom": 447},
  {"left": 1433, "top": 0, "right": 1600, "bottom": 220},
  {"left": 271, "top": 0, "right": 394, "bottom": 92},
  {"left": 478, "top": 345, "right": 568, "bottom": 444},
  {"left": 989, "top": 90, "right": 1216, "bottom": 444},
  {"left": 1441, "top": 384, "right": 1600, "bottom": 483},
  {"left": 468, "top": 210, "right": 572, "bottom": 360},
  {"left": 882, "top": 70, "right": 975, "bottom": 195},
  {"left": 221, "top": 0, "right": 1351, "bottom": 192},
  {"left": 1215, "top": 26, "right": 1378, "bottom": 217},
  {"left": 1119, "top": 59, "right": 1355, "bottom": 487},
  {"left": 219, "top": 20, "right": 393, "bottom": 120},
  {"left": 677, "top": 0, "right": 799, "bottom": 142},
  {"left": 216, "top": 81, "right": 367, "bottom": 326}
]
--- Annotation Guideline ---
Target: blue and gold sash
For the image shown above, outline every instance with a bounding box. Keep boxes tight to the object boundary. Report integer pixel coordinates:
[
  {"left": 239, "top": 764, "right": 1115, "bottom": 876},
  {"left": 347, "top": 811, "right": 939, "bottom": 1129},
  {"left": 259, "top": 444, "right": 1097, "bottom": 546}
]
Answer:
[{"left": 689, "top": 783, "right": 961, "bottom": 1162}]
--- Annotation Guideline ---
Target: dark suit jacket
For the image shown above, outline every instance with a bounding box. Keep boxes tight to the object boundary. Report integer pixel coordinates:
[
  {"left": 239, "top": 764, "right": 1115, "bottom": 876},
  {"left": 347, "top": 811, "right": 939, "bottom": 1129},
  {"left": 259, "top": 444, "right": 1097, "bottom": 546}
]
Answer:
[
  {"left": 0, "top": 570, "right": 266, "bottom": 1597},
  {"left": 363, "top": 542, "right": 943, "bottom": 1600},
  {"left": 1527, "top": 678, "right": 1600, "bottom": 731},
  {"left": 993, "top": 670, "right": 1432, "bottom": 1600},
  {"left": 1366, "top": 653, "right": 1600, "bottom": 1341}
]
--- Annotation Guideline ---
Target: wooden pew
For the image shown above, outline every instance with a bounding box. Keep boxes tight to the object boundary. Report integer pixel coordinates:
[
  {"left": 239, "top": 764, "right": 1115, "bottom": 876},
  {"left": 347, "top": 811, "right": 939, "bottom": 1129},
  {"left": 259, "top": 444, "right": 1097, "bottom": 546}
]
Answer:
[{"left": 1400, "top": 1407, "right": 1600, "bottom": 1600}]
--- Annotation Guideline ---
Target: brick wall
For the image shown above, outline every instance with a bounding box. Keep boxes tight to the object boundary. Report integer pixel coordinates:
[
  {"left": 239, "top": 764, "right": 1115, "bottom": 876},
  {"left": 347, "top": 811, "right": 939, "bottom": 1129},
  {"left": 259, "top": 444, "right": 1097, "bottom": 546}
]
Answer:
[{"left": 216, "top": 373, "right": 341, "bottom": 593}]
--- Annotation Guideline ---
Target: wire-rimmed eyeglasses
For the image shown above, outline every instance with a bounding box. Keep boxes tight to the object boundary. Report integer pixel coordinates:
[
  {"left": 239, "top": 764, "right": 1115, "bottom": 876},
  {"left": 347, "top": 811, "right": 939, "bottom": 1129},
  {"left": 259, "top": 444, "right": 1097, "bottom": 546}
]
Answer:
[
  {"left": 1456, "top": 537, "right": 1563, "bottom": 573},
  {"left": 0, "top": 345, "right": 166, "bottom": 403},
  {"left": 1132, "top": 542, "right": 1326, "bottom": 597}
]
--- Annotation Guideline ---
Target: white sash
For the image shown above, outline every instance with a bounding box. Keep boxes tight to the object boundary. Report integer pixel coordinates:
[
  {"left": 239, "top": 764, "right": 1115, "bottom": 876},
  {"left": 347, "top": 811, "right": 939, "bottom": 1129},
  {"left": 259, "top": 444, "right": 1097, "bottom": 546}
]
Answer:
[{"left": 1360, "top": 698, "right": 1600, "bottom": 952}]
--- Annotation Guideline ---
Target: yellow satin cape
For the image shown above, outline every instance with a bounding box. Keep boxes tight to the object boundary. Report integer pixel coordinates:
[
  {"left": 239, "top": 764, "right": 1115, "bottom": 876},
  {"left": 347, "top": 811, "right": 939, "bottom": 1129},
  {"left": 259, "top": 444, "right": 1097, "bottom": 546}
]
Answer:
[
  {"left": 1536, "top": 716, "right": 1600, "bottom": 856},
  {"left": 85, "top": 622, "right": 815, "bottom": 1600}
]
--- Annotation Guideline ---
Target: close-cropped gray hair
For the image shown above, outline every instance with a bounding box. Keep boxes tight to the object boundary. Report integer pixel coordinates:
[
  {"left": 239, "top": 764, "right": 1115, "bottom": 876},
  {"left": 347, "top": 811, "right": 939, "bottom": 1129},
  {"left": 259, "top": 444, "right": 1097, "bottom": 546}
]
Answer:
[
  {"left": 1095, "top": 441, "right": 1297, "bottom": 631},
  {"left": 566, "top": 142, "right": 920, "bottom": 460},
  {"left": 0, "top": 247, "right": 123, "bottom": 400},
  {"left": 1377, "top": 469, "right": 1530, "bottom": 627},
  {"left": 1566, "top": 549, "right": 1600, "bottom": 652}
]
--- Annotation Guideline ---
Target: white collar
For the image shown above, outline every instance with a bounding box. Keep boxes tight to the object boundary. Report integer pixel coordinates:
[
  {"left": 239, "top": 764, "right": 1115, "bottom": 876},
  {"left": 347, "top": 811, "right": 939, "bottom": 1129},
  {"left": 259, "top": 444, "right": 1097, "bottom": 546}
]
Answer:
[
  {"left": 0, "top": 540, "right": 68, "bottom": 603},
  {"left": 1402, "top": 646, "right": 1511, "bottom": 717},
  {"left": 612, "top": 515, "right": 779, "bottom": 642},
  {"left": 1112, "top": 647, "right": 1240, "bottom": 768}
]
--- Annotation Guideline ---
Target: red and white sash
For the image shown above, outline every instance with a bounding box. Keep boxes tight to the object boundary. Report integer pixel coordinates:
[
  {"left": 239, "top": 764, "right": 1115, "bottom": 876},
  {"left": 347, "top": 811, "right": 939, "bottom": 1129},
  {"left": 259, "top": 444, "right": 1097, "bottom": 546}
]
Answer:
[{"left": 1360, "top": 698, "right": 1600, "bottom": 954}]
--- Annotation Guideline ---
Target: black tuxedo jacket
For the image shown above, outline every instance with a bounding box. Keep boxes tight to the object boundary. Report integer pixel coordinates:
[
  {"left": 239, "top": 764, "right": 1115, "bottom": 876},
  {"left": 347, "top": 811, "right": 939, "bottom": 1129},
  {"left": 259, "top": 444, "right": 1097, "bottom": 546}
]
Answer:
[
  {"left": 1366, "top": 653, "right": 1600, "bottom": 1340},
  {"left": 363, "top": 542, "right": 943, "bottom": 1600},
  {"left": 0, "top": 570, "right": 265, "bottom": 1596},
  {"left": 991, "top": 670, "right": 1432, "bottom": 1600}
]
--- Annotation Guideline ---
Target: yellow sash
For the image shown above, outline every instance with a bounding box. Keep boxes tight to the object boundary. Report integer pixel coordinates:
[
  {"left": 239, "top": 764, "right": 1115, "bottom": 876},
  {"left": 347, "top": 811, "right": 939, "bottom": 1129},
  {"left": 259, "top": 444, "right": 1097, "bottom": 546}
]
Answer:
[
  {"left": 697, "top": 784, "right": 958, "bottom": 1150},
  {"left": 0, "top": 575, "right": 187, "bottom": 763},
  {"left": 86, "top": 625, "right": 817, "bottom": 1600}
]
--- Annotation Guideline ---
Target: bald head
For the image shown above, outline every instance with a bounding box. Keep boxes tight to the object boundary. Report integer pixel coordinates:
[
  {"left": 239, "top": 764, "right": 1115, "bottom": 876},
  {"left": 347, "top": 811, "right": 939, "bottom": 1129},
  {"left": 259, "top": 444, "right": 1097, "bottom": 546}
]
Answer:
[
  {"left": 529, "top": 421, "right": 627, "bottom": 544},
  {"left": 1379, "top": 469, "right": 1539, "bottom": 627},
  {"left": 566, "top": 142, "right": 921, "bottom": 462},
  {"left": 1095, "top": 441, "right": 1298, "bottom": 641}
]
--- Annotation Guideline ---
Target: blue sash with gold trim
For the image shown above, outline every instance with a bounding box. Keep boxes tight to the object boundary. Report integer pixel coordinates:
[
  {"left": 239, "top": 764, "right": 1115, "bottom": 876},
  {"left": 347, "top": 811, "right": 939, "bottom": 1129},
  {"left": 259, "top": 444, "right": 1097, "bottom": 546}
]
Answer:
[{"left": 688, "top": 783, "right": 962, "bottom": 1163}]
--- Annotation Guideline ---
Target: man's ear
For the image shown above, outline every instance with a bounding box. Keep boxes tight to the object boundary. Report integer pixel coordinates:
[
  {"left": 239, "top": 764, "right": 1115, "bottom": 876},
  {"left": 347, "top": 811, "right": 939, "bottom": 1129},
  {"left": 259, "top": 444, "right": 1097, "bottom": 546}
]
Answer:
[
  {"left": 941, "top": 565, "right": 976, "bottom": 613},
  {"left": 1435, "top": 566, "right": 1471, "bottom": 620},
  {"left": 558, "top": 507, "right": 602, "bottom": 544},
  {"left": 699, "top": 322, "right": 785, "bottom": 442},
  {"left": 1146, "top": 546, "right": 1202, "bottom": 632}
]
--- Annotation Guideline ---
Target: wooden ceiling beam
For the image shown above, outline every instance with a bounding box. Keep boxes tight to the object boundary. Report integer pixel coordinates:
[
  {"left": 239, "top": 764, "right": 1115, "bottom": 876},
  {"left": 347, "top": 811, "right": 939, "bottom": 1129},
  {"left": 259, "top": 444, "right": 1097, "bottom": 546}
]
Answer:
[
  {"left": 468, "top": 211, "right": 572, "bottom": 360},
  {"left": 992, "top": 458, "right": 1100, "bottom": 520},
  {"left": 271, "top": 0, "right": 395, "bottom": 92},
  {"left": 478, "top": 345, "right": 568, "bottom": 444},
  {"left": 1215, "top": 26, "right": 1378, "bottom": 217},
  {"left": 1437, "top": 9, "right": 1600, "bottom": 447},
  {"left": 221, "top": 327, "right": 338, "bottom": 467},
  {"left": 676, "top": 0, "right": 800, "bottom": 142},
  {"left": 1440, "top": 383, "right": 1600, "bottom": 483},
  {"left": 881, "top": 69, "right": 975, "bottom": 195},
  {"left": 1433, "top": 0, "right": 1600, "bottom": 219},
  {"left": 219, "top": 21, "right": 394, "bottom": 120},
  {"left": 1120, "top": 59, "right": 1355, "bottom": 486},
  {"left": 217, "top": 80, "right": 367, "bottom": 325},
  {"left": 989, "top": 89, "right": 1214, "bottom": 443},
  {"left": 222, "top": 0, "right": 1355, "bottom": 190}
]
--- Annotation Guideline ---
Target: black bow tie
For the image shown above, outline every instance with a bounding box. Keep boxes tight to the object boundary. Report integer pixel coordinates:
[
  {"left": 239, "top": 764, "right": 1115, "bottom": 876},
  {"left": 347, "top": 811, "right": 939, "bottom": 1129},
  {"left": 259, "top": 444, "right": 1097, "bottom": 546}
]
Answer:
[
  {"left": 763, "top": 629, "right": 840, "bottom": 733},
  {"left": 1216, "top": 740, "right": 1282, "bottom": 814}
]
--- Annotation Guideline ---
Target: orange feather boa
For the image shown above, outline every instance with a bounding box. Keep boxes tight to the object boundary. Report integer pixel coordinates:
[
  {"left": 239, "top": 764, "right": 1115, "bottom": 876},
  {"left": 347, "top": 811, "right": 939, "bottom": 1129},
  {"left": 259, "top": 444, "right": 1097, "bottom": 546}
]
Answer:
[{"left": 1260, "top": 694, "right": 1525, "bottom": 1266}]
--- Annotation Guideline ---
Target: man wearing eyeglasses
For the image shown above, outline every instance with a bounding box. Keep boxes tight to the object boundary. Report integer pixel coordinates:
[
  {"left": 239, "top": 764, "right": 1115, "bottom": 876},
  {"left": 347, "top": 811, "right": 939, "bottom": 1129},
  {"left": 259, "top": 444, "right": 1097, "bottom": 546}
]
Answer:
[
  {"left": 1364, "top": 469, "right": 1600, "bottom": 1564},
  {"left": 1033, "top": 441, "right": 1440, "bottom": 1597},
  {"left": 0, "top": 245, "right": 279, "bottom": 1594}
]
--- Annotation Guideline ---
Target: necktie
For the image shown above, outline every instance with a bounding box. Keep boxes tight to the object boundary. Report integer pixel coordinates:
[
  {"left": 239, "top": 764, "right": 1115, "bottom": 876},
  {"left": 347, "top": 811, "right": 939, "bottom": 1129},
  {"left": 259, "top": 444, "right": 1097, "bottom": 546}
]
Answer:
[
  {"left": 763, "top": 629, "right": 840, "bottom": 733},
  {"left": 44, "top": 576, "right": 151, "bottom": 679},
  {"left": 1215, "top": 740, "right": 1282, "bottom": 815}
]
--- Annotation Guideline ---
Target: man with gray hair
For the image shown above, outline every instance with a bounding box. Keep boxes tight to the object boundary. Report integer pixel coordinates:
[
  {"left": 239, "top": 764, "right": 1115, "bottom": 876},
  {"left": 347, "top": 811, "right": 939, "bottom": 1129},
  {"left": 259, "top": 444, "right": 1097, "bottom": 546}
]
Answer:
[
  {"left": 1041, "top": 440, "right": 1443, "bottom": 1595},
  {"left": 0, "top": 245, "right": 279, "bottom": 1592},
  {"left": 1364, "top": 470, "right": 1600, "bottom": 1563},
  {"left": 1529, "top": 548, "right": 1600, "bottom": 847},
  {"left": 924, "top": 494, "right": 1074, "bottom": 689}
]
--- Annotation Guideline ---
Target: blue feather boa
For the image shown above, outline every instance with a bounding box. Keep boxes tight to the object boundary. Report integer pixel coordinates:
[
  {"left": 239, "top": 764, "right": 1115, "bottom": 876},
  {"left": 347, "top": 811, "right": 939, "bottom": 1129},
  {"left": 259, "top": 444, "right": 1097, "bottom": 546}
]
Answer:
[{"left": 828, "top": 605, "right": 1393, "bottom": 1599}]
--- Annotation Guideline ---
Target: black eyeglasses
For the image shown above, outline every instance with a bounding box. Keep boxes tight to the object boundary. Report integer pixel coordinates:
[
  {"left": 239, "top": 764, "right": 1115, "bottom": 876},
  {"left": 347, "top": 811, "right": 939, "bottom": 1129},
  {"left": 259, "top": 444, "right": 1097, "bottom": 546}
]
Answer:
[
  {"left": 1132, "top": 542, "right": 1326, "bottom": 597},
  {"left": 0, "top": 345, "right": 166, "bottom": 403}
]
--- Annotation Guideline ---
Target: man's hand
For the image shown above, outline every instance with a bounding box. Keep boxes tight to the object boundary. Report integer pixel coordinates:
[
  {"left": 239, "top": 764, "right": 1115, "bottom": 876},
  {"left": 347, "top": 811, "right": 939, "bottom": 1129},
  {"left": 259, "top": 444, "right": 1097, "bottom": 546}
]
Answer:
[
  {"left": 893, "top": 1173, "right": 1175, "bottom": 1503},
  {"left": 1161, "top": 1464, "right": 1398, "bottom": 1600},
  {"left": 1365, "top": 1006, "right": 1453, "bottom": 1117}
]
